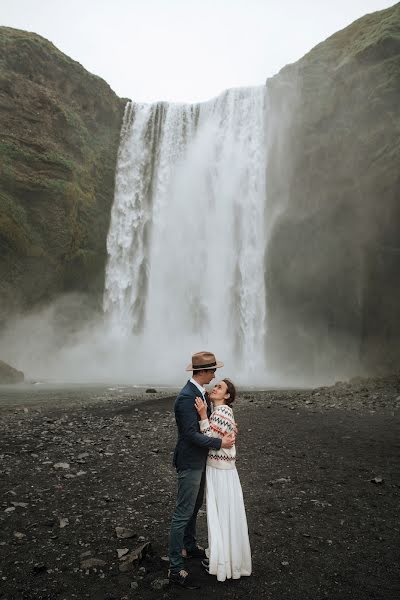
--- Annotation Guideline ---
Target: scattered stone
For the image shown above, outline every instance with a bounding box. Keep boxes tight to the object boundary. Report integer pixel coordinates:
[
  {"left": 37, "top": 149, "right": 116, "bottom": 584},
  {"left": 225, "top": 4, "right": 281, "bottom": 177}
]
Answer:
[
  {"left": 117, "top": 548, "right": 129, "bottom": 559},
  {"left": 81, "top": 557, "right": 107, "bottom": 569},
  {"left": 11, "top": 502, "right": 28, "bottom": 508},
  {"left": 270, "top": 477, "right": 291, "bottom": 485},
  {"left": 14, "top": 532, "right": 26, "bottom": 539},
  {"left": 151, "top": 578, "right": 170, "bottom": 590},
  {"left": 115, "top": 526, "right": 136, "bottom": 539},
  {"left": 371, "top": 476, "right": 384, "bottom": 485},
  {"left": 78, "top": 452, "right": 90, "bottom": 460},
  {"left": 119, "top": 542, "right": 151, "bottom": 572},
  {"left": 59, "top": 517, "right": 69, "bottom": 528},
  {"left": 130, "top": 582, "right": 139, "bottom": 590}
]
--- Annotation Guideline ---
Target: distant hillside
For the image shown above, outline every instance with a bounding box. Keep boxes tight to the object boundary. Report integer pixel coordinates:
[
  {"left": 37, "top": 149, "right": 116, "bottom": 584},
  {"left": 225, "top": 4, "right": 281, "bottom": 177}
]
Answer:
[{"left": 0, "top": 27, "right": 126, "bottom": 321}]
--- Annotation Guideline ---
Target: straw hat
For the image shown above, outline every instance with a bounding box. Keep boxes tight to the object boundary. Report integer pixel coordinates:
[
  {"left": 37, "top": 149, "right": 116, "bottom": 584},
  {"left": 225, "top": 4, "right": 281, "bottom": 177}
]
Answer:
[{"left": 185, "top": 351, "right": 224, "bottom": 372}]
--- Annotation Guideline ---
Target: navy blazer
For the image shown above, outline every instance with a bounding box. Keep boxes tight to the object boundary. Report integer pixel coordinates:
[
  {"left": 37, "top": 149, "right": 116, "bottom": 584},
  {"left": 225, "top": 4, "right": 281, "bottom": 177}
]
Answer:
[{"left": 173, "top": 380, "right": 222, "bottom": 471}]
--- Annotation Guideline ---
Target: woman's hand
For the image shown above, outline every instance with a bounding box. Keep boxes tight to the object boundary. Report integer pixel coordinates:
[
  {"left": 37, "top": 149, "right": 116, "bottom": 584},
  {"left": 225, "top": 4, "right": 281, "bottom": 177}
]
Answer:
[{"left": 194, "top": 396, "right": 208, "bottom": 420}]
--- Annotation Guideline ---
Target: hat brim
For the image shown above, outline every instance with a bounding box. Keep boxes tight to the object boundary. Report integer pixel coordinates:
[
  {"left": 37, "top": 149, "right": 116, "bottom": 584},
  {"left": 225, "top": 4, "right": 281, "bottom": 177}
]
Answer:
[{"left": 185, "top": 361, "right": 224, "bottom": 372}]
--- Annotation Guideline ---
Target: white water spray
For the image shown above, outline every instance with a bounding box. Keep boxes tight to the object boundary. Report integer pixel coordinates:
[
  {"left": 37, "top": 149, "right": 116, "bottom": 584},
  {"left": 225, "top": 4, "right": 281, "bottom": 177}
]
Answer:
[{"left": 104, "top": 87, "right": 269, "bottom": 383}]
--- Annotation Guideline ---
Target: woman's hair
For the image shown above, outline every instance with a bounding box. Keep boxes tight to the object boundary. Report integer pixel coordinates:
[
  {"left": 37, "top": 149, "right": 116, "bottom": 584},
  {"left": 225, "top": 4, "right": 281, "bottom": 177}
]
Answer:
[{"left": 222, "top": 378, "right": 236, "bottom": 406}]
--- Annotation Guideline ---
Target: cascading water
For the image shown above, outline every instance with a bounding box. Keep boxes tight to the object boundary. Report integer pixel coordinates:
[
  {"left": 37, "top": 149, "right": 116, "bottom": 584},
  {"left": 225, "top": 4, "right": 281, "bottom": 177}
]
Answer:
[{"left": 104, "top": 86, "right": 269, "bottom": 384}]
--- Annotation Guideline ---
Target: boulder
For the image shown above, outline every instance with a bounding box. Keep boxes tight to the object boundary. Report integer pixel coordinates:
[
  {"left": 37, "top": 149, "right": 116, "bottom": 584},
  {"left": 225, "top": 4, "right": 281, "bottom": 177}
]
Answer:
[{"left": 0, "top": 360, "right": 24, "bottom": 384}]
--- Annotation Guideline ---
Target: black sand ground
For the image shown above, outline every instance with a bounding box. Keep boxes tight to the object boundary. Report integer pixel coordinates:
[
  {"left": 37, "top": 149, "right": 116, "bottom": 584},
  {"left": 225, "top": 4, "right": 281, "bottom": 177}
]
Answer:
[{"left": 0, "top": 376, "right": 399, "bottom": 600}]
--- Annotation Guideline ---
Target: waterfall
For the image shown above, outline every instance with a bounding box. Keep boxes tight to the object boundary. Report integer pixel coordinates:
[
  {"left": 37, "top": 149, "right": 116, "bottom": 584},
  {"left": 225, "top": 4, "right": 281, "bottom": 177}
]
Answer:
[{"left": 104, "top": 87, "right": 269, "bottom": 384}]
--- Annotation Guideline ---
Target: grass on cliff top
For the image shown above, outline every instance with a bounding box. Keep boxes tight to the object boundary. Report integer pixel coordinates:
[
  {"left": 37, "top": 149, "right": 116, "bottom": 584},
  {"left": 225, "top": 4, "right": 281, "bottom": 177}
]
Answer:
[
  {"left": 0, "top": 26, "right": 114, "bottom": 92},
  {"left": 306, "top": 3, "right": 400, "bottom": 67}
]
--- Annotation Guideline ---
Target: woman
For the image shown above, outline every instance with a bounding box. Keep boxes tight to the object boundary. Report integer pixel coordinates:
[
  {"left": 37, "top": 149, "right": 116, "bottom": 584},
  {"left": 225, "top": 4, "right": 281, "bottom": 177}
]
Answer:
[{"left": 195, "top": 379, "right": 252, "bottom": 582}]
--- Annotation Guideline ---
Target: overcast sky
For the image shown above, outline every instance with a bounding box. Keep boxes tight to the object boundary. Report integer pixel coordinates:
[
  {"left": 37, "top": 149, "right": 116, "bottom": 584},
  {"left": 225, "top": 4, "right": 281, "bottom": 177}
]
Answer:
[{"left": 1, "top": 0, "right": 396, "bottom": 102}]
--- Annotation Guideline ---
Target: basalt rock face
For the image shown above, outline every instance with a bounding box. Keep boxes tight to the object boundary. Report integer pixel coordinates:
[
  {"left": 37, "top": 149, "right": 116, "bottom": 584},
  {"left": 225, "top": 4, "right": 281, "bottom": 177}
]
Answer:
[
  {"left": 0, "top": 27, "right": 126, "bottom": 322},
  {"left": 265, "top": 4, "right": 400, "bottom": 379},
  {"left": 0, "top": 359, "right": 24, "bottom": 384}
]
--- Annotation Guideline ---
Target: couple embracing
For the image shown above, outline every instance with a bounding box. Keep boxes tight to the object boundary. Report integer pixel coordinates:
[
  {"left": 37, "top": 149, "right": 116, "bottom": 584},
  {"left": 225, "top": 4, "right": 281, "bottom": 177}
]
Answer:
[{"left": 168, "top": 351, "right": 252, "bottom": 588}]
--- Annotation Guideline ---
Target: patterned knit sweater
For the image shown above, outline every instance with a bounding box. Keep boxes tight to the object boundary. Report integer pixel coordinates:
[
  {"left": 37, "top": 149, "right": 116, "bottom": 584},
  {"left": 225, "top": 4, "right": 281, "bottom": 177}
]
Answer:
[{"left": 199, "top": 404, "right": 237, "bottom": 470}]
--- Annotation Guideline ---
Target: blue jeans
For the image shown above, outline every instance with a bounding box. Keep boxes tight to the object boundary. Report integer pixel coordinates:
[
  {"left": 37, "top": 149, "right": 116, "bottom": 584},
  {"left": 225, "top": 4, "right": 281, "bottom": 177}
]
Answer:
[{"left": 168, "top": 468, "right": 205, "bottom": 573}]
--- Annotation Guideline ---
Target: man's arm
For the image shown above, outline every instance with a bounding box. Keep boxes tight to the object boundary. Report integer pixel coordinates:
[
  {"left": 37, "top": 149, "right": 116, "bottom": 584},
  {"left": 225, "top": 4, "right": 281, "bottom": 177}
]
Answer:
[{"left": 176, "top": 395, "right": 222, "bottom": 450}]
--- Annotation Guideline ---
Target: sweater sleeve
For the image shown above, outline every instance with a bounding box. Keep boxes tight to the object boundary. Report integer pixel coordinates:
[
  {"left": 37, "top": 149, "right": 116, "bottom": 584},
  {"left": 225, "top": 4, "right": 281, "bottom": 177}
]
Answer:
[{"left": 199, "top": 418, "right": 213, "bottom": 436}]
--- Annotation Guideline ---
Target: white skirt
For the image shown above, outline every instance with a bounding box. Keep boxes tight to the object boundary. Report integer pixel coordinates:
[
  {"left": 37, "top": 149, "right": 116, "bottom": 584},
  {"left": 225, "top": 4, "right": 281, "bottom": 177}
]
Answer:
[{"left": 206, "top": 465, "right": 252, "bottom": 582}]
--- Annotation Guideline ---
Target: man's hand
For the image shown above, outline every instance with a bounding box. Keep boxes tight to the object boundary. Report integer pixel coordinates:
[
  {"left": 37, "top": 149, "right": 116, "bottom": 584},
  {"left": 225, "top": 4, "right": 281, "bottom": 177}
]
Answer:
[
  {"left": 194, "top": 396, "right": 207, "bottom": 420},
  {"left": 221, "top": 432, "right": 235, "bottom": 449}
]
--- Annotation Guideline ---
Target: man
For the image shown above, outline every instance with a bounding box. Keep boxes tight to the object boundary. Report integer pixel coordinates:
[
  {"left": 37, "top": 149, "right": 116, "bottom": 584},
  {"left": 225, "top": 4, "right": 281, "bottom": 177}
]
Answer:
[{"left": 168, "top": 351, "right": 235, "bottom": 588}]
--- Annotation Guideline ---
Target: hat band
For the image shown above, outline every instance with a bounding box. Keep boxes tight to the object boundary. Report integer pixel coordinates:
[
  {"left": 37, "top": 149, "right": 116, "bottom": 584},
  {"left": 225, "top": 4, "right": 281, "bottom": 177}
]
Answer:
[{"left": 192, "top": 361, "right": 217, "bottom": 370}]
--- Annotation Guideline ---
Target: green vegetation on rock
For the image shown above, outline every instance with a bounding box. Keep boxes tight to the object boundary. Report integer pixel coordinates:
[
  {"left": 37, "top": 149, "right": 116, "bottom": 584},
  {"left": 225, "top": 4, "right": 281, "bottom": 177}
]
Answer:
[{"left": 0, "top": 26, "right": 126, "bottom": 320}]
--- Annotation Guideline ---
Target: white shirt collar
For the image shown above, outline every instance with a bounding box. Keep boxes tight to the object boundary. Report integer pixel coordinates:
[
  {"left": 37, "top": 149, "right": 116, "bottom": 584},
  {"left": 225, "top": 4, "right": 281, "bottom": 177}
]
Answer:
[{"left": 190, "top": 377, "right": 206, "bottom": 399}]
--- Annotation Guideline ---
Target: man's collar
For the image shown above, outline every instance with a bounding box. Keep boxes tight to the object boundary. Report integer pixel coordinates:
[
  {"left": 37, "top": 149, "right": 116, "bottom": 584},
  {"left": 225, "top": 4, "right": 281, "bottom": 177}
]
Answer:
[{"left": 189, "top": 377, "right": 206, "bottom": 397}]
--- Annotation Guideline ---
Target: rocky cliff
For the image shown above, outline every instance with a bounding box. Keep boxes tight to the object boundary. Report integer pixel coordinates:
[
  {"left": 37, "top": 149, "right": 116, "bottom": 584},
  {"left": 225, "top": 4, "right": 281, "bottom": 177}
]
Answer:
[
  {"left": 265, "top": 3, "right": 400, "bottom": 377},
  {"left": 0, "top": 5, "right": 399, "bottom": 380},
  {"left": 0, "top": 27, "right": 126, "bottom": 322}
]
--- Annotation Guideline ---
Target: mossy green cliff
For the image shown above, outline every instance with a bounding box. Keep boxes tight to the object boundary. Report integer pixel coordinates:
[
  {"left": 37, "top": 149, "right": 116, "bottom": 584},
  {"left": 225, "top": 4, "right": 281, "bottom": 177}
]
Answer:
[
  {"left": 265, "top": 3, "right": 400, "bottom": 376},
  {"left": 0, "top": 27, "right": 126, "bottom": 320}
]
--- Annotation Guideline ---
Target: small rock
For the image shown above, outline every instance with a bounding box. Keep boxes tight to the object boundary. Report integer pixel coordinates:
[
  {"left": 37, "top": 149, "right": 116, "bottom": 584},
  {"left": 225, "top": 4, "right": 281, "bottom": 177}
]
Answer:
[
  {"left": 54, "top": 463, "right": 70, "bottom": 470},
  {"left": 11, "top": 502, "right": 28, "bottom": 508},
  {"left": 146, "top": 388, "right": 157, "bottom": 393},
  {"left": 371, "top": 476, "right": 384, "bottom": 485},
  {"left": 59, "top": 517, "right": 69, "bottom": 528},
  {"left": 115, "top": 527, "right": 136, "bottom": 539},
  {"left": 119, "top": 542, "right": 151, "bottom": 572},
  {"left": 14, "top": 532, "right": 26, "bottom": 539},
  {"left": 151, "top": 578, "right": 170, "bottom": 590},
  {"left": 270, "top": 477, "right": 291, "bottom": 485},
  {"left": 117, "top": 548, "right": 130, "bottom": 559},
  {"left": 4, "top": 506, "right": 16, "bottom": 513},
  {"left": 81, "top": 558, "right": 107, "bottom": 569},
  {"left": 0, "top": 360, "right": 24, "bottom": 384},
  {"left": 130, "top": 582, "right": 139, "bottom": 590}
]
